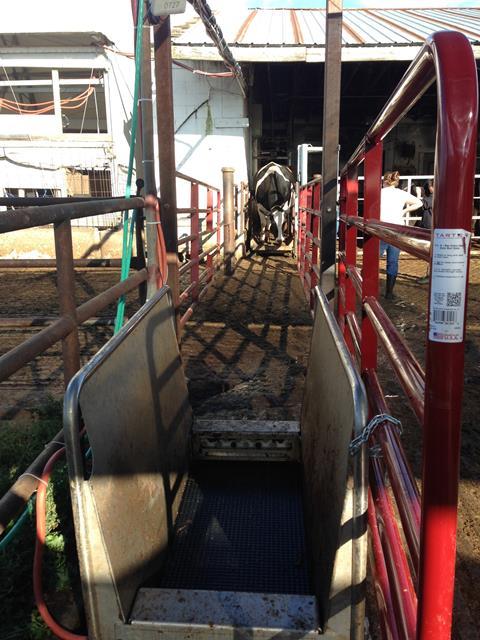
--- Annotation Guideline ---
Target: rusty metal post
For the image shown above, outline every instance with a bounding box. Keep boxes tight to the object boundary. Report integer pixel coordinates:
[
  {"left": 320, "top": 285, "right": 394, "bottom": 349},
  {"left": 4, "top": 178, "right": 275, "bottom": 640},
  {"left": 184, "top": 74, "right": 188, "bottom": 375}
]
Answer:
[
  {"left": 0, "top": 198, "right": 143, "bottom": 233},
  {"left": 154, "top": 16, "right": 179, "bottom": 310},
  {"left": 222, "top": 167, "right": 235, "bottom": 274},
  {"left": 321, "top": 0, "right": 343, "bottom": 297},
  {"left": 206, "top": 189, "right": 214, "bottom": 280},
  {"left": 191, "top": 182, "right": 200, "bottom": 300},
  {"left": 135, "top": 179, "right": 147, "bottom": 303},
  {"left": 53, "top": 220, "right": 80, "bottom": 386},
  {"left": 216, "top": 190, "right": 221, "bottom": 258},
  {"left": 141, "top": 7, "right": 160, "bottom": 300}
]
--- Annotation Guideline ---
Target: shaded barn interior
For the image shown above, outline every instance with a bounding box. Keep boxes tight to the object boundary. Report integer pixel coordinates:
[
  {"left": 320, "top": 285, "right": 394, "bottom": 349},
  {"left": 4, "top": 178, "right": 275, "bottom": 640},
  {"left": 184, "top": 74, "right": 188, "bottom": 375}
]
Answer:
[{"left": 248, "top": 59, "right": 480, "bottom": 180}]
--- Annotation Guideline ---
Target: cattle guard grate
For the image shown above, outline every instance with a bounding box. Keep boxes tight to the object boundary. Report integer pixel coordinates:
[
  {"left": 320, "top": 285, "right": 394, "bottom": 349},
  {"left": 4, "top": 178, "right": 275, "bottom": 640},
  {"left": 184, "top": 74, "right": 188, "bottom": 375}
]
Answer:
[{"left": 158, "top": 462, "right": 311, "bottom": 595}]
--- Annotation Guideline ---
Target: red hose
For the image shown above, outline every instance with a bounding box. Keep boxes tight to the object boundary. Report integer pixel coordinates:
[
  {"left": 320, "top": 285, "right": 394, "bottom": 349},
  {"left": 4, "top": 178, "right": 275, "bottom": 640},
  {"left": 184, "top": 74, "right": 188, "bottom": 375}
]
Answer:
[
  {"left": 33, "top": 447, "right": 88, "bottom": 640},
  {"left": 156, "top": 210, "right": 168, "bottom": 288},
  {"left": 145, "top": 194, "right": 168, "bottom": 288}
]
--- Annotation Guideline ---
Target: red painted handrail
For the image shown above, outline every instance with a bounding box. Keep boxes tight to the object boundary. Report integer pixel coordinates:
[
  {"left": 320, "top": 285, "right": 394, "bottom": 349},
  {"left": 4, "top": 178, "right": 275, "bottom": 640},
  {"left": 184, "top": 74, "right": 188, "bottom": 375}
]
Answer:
[
  {"left": 176, "top": 175, "right": 223, "bottom": 328},
  {"left": 297, "top": 179, "right": 321, "bottom": 311},
  {"left": 333, "top": 31, "right": 477, "bottom": 640}
]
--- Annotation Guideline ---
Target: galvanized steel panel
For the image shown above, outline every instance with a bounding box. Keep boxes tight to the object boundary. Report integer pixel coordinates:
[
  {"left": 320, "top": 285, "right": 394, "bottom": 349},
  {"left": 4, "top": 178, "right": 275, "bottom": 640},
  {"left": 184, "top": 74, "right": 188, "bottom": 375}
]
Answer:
[
  {"left": 300, "top": 287, "right": 367, "bottom": 627},
  {"left": 64, "top": 287, "right": 192, "bottom": 632},
  {"left": 173, "top": 8, "right": 480, "bottom": 52},
  {"left": 379, "top": 10, "right": 441, "bottom": 41},
  {"left": 296, "top": 10, "right": 325, "bottom": 46},
  {"left": 129, "top": 588, "right": 319, "bottom": 638},
  {"left": 347, "top": 11, "right": 412, "bottom": 45}
]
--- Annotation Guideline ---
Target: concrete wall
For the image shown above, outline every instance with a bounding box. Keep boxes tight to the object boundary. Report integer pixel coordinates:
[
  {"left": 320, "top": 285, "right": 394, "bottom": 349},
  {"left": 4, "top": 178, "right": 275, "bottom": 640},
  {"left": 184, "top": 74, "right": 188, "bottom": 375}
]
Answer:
[
  {"left": 171, "top": 59, "right": 249, "bottom": 237},
  {"left": 173, "top": 60, "right": 248, "bottom": 194}
]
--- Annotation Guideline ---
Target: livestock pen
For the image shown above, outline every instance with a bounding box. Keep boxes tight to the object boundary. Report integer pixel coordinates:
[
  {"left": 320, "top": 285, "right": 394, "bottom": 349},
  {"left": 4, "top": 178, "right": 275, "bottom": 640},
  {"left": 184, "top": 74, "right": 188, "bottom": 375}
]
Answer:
[{"left": 0, "top": 21, "right": 479, "bottom": 640}]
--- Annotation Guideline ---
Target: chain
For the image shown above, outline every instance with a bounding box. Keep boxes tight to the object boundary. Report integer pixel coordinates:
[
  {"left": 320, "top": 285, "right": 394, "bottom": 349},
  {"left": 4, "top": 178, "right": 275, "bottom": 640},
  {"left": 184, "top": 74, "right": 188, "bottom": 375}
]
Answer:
[{"left": 349, "top": 413, "right": 402, "bottom": 457}]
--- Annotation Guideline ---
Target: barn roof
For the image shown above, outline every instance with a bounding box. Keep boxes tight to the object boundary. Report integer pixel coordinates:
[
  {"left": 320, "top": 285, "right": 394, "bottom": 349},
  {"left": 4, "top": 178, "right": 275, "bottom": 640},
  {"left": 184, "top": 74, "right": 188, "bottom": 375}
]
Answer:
[{"left": 171, "top": 7, "right": 480, "bottom": 62}]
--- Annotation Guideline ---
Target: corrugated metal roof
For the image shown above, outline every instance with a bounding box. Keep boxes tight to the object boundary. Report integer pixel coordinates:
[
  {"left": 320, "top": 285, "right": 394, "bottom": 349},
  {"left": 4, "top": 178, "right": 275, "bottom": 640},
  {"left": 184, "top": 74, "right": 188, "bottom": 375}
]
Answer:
[
  {"left": 173, "top": 7, "right": 480, "bottom": 47},
  {"left": 0, "top": 32, "right": 113, "bottom": 48}
]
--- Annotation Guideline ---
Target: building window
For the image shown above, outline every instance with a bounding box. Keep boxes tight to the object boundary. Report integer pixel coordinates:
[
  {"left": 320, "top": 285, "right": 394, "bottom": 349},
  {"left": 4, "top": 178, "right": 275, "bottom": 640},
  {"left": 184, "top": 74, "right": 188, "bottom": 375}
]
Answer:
[
  {"left": 59, "top": 69, "right": 107, "bottom": 133},
  {"left": 66, "top": 168, "right": 112, "bottom": 197},
  {"left": 0, "top": 67, "right": 108, "bottom": 133},
  {"left": 0, "top": 67, "right": 54, "bottom": 115}
]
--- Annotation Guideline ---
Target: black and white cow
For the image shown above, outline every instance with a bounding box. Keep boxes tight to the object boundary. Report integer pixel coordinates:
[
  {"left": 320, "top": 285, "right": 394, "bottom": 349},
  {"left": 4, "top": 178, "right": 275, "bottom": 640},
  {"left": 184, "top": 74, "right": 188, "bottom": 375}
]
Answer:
[{"left": 247, "top": 162, "right": 295, "bottom": 250}]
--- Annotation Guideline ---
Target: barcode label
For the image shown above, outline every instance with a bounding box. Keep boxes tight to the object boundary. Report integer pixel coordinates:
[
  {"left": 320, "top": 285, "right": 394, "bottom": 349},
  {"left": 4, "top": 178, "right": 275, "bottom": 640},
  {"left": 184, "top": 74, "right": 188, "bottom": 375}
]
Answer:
[
  {"left": 429, "top": 229, "right": 470, "bottom": 343},
  {"left": 447, "top": 292, "right": 462, "bottom": 307},
  {"left": 432, "top": 309, "right": 457, "bottom": 324}
]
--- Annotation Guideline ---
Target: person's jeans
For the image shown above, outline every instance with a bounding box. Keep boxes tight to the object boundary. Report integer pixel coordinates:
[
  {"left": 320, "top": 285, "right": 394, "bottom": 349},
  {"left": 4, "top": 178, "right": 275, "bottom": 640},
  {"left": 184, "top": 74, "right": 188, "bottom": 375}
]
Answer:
[{"left": 380, "top": 241, "right": 400, "bottom": 277}]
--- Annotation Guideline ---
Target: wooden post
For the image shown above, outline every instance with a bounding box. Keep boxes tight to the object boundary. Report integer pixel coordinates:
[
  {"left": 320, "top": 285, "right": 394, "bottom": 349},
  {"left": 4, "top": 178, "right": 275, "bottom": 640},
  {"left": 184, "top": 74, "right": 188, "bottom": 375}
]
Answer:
[
  {"left": 54, "top": 220, "right": 80, "bottom": 386},
  {"left": 141, "top": 4, "right": 160, "bottom": 300},
  {"left": 154, "top": 16, "right": 179, "bottom": 310},
  {"left": 321, "top": 0, "right": 343, "bottom": 298}
]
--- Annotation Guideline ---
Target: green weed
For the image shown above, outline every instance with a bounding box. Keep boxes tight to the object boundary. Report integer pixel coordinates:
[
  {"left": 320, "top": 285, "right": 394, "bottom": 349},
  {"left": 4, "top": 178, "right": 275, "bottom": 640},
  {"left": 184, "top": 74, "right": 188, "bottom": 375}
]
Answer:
[{"left": 0, "top": 398, "right": 84, "bottom": 639}]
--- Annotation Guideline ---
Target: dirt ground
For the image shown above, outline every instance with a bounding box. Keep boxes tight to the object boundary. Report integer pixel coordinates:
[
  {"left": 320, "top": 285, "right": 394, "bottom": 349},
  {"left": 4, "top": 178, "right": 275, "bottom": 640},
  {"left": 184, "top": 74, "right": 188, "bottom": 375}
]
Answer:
[
  {"left": 0, "top": 268, "right": 144, "bottom": 419},
  {"left": 0, "top": 250, "right": 479, "bottom": 638},
  {"left": 182, "top": 254, "right": 312, "bottom": 421}
]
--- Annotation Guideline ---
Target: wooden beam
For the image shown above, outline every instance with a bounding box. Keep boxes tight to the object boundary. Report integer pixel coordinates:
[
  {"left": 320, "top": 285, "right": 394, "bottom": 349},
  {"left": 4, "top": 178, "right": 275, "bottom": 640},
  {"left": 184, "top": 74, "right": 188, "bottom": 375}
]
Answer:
[
  {"left": 321, "top": 1, "right": 343, "bottom": 294},
  {"left": 154, "top": 17, "right": 180, "bottom": 315}
]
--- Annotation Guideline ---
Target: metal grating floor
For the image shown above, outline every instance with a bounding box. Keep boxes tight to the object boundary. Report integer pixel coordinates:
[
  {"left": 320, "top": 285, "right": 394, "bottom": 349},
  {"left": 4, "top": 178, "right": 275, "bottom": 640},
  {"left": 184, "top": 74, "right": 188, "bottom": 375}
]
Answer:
[{"left": 158, "top": 462, "right": 311, "bottom": 595}]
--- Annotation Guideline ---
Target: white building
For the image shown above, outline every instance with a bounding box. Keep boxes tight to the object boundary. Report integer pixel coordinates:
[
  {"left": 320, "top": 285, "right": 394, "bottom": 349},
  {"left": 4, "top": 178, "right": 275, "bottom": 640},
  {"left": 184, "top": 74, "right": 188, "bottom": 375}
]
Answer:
[{"left": 0, "top": 0, "right": 249, "bottom": 229}]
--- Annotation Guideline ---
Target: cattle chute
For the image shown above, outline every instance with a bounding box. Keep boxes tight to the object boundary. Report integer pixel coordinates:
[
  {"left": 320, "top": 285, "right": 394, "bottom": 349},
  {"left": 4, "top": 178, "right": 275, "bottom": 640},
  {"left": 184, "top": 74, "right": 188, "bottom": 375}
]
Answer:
[
  {"left": 246, "top": 161, "right": 296, "bottom": 252},
  {"left": 0, "top": 22, "right": 476, "bottom": 640}
]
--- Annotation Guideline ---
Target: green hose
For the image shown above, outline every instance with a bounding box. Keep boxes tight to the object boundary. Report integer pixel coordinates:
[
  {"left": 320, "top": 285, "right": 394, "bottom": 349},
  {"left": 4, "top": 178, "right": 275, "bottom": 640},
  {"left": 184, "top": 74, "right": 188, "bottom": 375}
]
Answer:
[
  {"left": 0, "top": 497, "right": 34, "bottom": 551},
  {"left": 0, "top": 4, "right": 144, "bottom": 549},
  {"left": 114, "top": 0, "right": 145, "bottom": 334},
  {"left": 0, "top": 3, "right": 143, "bottom": 547}
]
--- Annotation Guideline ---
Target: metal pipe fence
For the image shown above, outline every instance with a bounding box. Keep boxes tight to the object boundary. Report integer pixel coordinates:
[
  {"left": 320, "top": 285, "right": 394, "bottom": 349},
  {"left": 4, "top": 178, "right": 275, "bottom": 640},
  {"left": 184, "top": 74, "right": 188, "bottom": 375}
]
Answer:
[
  {"left": 297, "top": 177, "right": 322, "bottom": 309},
  {"left": 355, "top": 174, "right": 480, "bottom": 235},
  {"left": 300, "top": 31, "right": 478, "bottom": 640},
  {"left": 0, "top": 196, "right": 124, "bottom": 229},
  {"left": 175, "top": 171, "right": 223, "bottom": 329},
  {"left": 0, "top": 196, "right": 146, "bottom": 532},
  {"left": 0, "top": 167, "right": 238, "bottom": 532}
]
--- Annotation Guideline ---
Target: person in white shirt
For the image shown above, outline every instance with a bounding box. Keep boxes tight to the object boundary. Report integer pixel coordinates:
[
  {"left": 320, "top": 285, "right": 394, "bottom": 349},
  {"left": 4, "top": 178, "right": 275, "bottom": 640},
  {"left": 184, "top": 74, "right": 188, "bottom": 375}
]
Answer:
[{"left": 380, "top": 171, "right": 422, "bottom": 299}]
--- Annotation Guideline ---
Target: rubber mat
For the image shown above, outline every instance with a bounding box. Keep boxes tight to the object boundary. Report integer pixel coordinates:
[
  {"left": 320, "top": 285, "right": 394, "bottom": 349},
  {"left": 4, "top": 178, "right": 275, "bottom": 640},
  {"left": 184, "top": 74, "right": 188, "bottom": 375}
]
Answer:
[{"left": 158, "top": 462, "right": 311, "bottom": 595}]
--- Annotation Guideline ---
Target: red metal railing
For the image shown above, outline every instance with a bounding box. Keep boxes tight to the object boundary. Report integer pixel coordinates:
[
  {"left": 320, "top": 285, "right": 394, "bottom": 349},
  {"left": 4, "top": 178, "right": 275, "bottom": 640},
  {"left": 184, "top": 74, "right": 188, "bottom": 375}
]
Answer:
[
  {"left": 335, "top": 31, "right": 477, "bottom": 640},
  {"left": 297, "top": 177, "right": 321, "bottom": 310},
  {"left": 175, "top": 172, "right": 224, "bottom": 328}
]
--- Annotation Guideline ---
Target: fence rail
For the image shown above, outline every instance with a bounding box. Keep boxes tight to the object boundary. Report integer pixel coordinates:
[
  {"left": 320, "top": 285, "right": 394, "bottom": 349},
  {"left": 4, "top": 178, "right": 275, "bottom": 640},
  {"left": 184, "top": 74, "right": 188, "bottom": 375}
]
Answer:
[
  {"left": 0, "top": 196, "right": 149, "bottom": 532},
  {"left": 299, "top": 30, "right": 478, "bottom": 640},
  {"left": 175, "top": 172, "right": 223, "bottom": 328},
  {"left": 0, "top": 198, "right": 142, "bottom": 234},
  {"left": 342, "top": 31, "right": 477, "bottom": 640},
  {"left": 355, "top": 174, "right": 480, "bottom": 235},
  {"left": 0, "top": 168, "right": 243, "bottom": 532}
]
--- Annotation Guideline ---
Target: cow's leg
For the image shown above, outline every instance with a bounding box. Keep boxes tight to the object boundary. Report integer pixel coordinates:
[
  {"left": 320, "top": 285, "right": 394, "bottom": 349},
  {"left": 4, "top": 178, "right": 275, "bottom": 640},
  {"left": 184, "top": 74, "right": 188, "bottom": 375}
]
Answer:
[
  {"left": 274, "top": 209, "right": 283, "bottom": 242},
  {"left": 246, "top": 219, "right": 252, "bottom": 252},
  {"left": 257, "top": 205, "right": 269, "bottom": 245}
]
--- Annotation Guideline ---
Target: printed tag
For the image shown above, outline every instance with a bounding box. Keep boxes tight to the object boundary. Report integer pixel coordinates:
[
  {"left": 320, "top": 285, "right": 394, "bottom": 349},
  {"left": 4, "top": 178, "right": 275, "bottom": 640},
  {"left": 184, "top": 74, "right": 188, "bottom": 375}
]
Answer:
[{"left": 429, "top": 228, "right": 470, "bottom": 343}]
